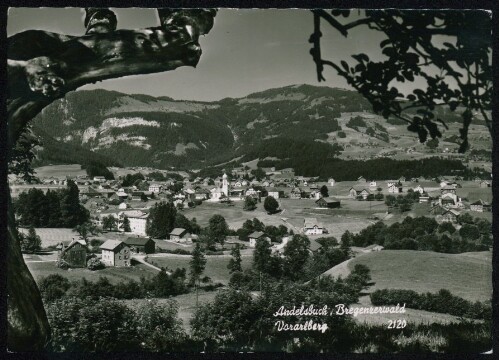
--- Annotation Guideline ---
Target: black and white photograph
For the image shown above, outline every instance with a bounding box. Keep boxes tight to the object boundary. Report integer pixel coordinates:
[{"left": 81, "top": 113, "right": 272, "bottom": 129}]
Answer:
[{"left": 4, "top": 3, "right": 495, "bottom": 354}]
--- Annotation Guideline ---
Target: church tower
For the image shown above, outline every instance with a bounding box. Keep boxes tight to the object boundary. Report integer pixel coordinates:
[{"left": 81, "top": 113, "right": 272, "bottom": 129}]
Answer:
[{"left": 222, "top": 173, "right": 229, "bottom": 197}]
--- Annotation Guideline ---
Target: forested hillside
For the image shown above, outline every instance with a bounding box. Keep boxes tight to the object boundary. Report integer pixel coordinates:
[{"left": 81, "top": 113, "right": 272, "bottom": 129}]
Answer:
[{"left": 29, "top": 84, "right": 487, "bottom": 176}]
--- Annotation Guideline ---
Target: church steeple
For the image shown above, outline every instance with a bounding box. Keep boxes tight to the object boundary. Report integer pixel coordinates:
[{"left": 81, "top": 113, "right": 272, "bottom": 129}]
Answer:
[{"left": 222, "top": 173, "right": 229, "bottom": 196}]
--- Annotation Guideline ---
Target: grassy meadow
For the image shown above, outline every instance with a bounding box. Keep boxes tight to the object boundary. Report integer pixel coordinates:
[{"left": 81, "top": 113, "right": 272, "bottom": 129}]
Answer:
[{"left": 325, "top": 250, "right": 491, "bottom": 302}]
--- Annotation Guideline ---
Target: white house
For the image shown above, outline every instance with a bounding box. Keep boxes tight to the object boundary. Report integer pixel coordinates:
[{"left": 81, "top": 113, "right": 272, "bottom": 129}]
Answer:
[
  {"left": 470, "top": 199, "right": 490, "bottom": 212},
  {"left": 248, "top": 231, "right": 271, "bottom": 248},
  {"left": 126, "top": 211, "right": 148, "bottom": 236},
  {"left": 245, "top": 187, "right": 261, "bottom": 199},
  {"left": 369, "top": 181, "right": 377, "bottom": 189},
  {"left": 303, "top": 218, "right": 325, "bottom": 235},
  {"left": 413, "top": 185, "right": 425, "bottom": 194},
  {"left": 328, "top": 178, "right": 335, "bottom": 187},
  {"left": 100, "top": 240, "right": 131, "bottom": 267},
  {"left": 388, "top": 183, "right": 403, "bottom": 193},
  {"left": 148, "top": 184, "right": 163, "bottom": 193},
  {"left": 267, "top": 188, "right": 283, "bottom": 199},
  {"left": 118, "top": 202, "right": 128, "bottom": 210}
]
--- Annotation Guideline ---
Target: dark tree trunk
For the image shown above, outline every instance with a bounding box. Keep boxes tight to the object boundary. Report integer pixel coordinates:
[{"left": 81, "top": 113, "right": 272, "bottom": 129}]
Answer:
[{"left": 6, "top": 8, "right": 216, "bottom": 351}]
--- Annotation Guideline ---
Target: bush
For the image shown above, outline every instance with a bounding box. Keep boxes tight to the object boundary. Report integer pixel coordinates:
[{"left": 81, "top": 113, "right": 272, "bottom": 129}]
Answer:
[
  {"left": 87, "top": 257, "right": 105, "bottom": 271},
  {"left": 337, "top": 131, "right": 347, "bottom": 138},
  {"left": 39, "top": 274, "right": 71, "bottom": 303},
  {"left": 205, "top": 250, "right": 224, "bottom": 255},
  {"left": 370, "top": 289, "right": 491, "bottom": 320},
  {"left": 56, "top": 259, "right": 70, "bottom": 270},
  {"left": 158, "top": 248, "right": 192, "bottom": 255},
  {"left": 90, "top": 239, "right": 104, "bottom": 247}
]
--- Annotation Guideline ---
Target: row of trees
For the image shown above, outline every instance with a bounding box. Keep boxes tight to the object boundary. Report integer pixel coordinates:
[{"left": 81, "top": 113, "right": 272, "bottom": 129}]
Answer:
[
  {"left": 39, "top": 270, "right": 188, "bottom": 304},
  {"left": 228, "top": 233, "right": 351, "bottom": 289},
  {"left": 341, "top": 215, "right": 491, "bottom": 253},
  {"left": 14, "top": 180, "right": 89, "bottom": 228},
  {"left": 371, "top": 288, "right": 491, "bottom": 320}
]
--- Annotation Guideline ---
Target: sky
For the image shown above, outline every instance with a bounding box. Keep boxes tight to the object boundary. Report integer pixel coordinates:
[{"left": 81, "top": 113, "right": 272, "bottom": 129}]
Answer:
[{"left": 7, "top": 7, "right": 391, "bottom": 101}]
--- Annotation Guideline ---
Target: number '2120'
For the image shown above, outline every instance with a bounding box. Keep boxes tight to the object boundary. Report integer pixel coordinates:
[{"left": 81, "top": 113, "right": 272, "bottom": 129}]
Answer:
[{"left": 387, "top": 319, "right": 407, "bottom": 329}]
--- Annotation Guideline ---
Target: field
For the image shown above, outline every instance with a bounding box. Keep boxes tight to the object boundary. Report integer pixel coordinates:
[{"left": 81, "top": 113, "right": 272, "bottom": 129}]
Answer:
[
  {"left": 27, "top": 260, "right": 157, "bottom": 284},
  {"left": 145, "top": 253, "right": 253, "bottom": 284},
  {"left": 19, "top": 228, "right": 78, "bottom": 248},
  {"left": 34, "top": 164, "right": 86, "bottom": 178},
  {"left": 182, "top": 198, "right": 376, "bottom": 239},
  {"left": 323, "top": 250, "right": 492, "bottom": 302}
]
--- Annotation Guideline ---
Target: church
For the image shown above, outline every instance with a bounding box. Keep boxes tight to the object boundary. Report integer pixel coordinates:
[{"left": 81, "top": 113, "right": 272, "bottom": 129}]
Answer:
[
  {"left": 209, "top": 173, "right": 246, "bottom": 201},
  {"left": 210, "top": 173, "right": 230, "bottom": 201}
]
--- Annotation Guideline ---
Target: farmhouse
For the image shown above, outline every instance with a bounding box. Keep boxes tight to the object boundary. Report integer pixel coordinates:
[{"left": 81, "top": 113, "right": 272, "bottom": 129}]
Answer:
[
  {"left": 440, "top": 192, "right": 460, "bottom": 207},
  {"left": 315, "top": 197, "right": 341, "bottom": 209},
  {"left": 123, "top": 236, "right": 155, "bottom": 254},
  {"left": 116, "top": 190, "right": 129, "bottom": 200},
  {"left": 308, "top": 238, "right": 323, "bottom": 253},
  {"left": 364, "top": 244, "right": 384, "bottom": 252},
  {"left": 303, "top": 218, "right": 325, "bottom": 235},
  {"left": 470, "top": 199, "right": 491, "bottom": 212},
  {"left": 79, "top": 186, "right": 101, "bottom": 199},
  {"left": 100, "top": 240, "right": 131, "bottom": 267},
  {"left": 57, "top": 239, "right": 87, "bottom": 268},
  {"left": 388, "top": 183, "right": 403, "bottom": 193},
  {"left": 248, "top": 231, "right": 271, "bottom": 248},
  {"left": 328, "top": 178, "right": 335, "bottom": 186},
  {"left": 267, "top": 188, "right": 284, "bottom": 199},
  {"left": 170, "top": 228, "right": 191, "bottom": 242},
  {"left": 479, "top": 180, "right": 491, "bottom": 188},
  {"left": 93, "top": 176, "right": 106, "bottom": 182},
  {"left": 245, "top": 187, "right": 261, "bottom": 199},
  {"left": 195, "top": 188, "right": 210, "bottom": 200},
  {"left": 290, "top": 187, "right": 302, "bottom": 199},
  {"left": 131, "top": 191, "right": 146, "bottom": 201},
  {"left": 440, "top": 209, "right": 460, "bottom": 223},
  {"left": 349, "top": 187, "right": 370, "bottom": 199},
  {"left": 309, "top": 190, "right": 321, "bottom": 200},
  {"left": 148, "top": 184, "right": 163, "bottom": 193}
]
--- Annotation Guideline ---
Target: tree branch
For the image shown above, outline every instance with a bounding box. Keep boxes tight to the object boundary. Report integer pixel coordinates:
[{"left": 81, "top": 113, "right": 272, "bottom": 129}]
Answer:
[{"left": 6, "top": 8, "right": 216, "bottom": 351}]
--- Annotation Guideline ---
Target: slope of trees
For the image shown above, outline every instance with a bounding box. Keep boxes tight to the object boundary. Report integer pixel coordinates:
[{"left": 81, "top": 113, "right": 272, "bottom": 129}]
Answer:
[{"left": 257, "top": 155, "right": 477, "bottom": 181}]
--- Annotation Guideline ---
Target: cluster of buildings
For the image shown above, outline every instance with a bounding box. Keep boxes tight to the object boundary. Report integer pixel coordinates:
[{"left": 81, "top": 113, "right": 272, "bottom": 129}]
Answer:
[{"left": 57, "top": 236, "right": 156, "bottom": 268}]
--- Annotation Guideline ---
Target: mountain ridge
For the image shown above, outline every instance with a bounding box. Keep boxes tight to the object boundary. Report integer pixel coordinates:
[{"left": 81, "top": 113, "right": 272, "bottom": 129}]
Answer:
[{"left": 30, "top": 84, "right": 476, "bottom": 171}]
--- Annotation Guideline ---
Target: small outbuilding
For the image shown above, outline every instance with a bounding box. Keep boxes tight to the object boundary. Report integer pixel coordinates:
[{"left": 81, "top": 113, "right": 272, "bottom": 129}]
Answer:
[{"left": 123, "top": 236, "right": 155, "bottom": 254}]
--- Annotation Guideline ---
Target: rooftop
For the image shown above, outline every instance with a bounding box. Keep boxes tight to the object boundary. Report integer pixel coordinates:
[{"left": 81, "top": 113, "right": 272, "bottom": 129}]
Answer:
[{"left": 100, "top": 239, "right": 125, "bottom": 251}]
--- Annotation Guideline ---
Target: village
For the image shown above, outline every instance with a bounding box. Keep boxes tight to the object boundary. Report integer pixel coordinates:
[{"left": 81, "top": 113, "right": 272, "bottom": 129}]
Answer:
[{"left": 12, "top": 163, "right": 492, "bottom": 267}]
